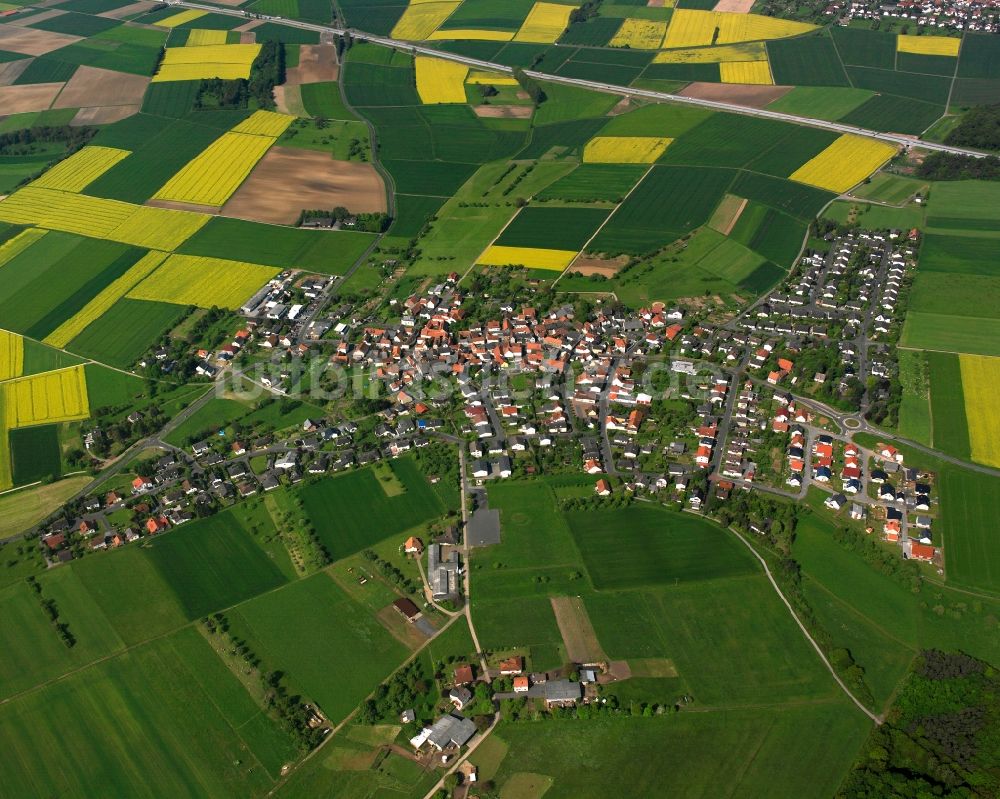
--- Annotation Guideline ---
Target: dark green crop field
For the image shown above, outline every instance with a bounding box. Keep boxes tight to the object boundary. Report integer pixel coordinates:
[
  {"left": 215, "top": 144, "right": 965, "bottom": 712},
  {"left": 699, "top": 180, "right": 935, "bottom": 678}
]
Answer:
[
  {"left": 496, "top": 206, "right": 609, "bottom": 250},
  {"left": 592, "top": 165, "right": 733, "bottom": 254},
  {"left": 299, "top": 457, "right": 446, "bottom": 560}
]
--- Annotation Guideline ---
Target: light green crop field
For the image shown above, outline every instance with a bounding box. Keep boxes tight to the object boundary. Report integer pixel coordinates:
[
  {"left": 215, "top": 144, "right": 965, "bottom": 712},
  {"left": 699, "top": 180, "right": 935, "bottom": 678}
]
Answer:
[
  {"left": 0, "top": 568, "right": 124, "bottom": 700},
  {"left": 0, "top": 627, "right": 296, "bottom": 799},
  {"left": 937, "top": 467, "right": 1000, "bottom": 594},
  {"left": 228, "top": 571, "right": 409, "bottom": 724},
  {"left": 766, "top": 86, "right": 875, "bottom": 121},
  {"left": 566, "top": 506, "right": 757, "bottom": 589},
  {"left": 794, "top": 515, "right": 915, "bottom": 710},
  {"left": 586, "top": 575, "right": 839, "bottom": 706},
  {"left": 794, "top": 506, "right": 1000, "bottom": 669},
  {"left": 408, "top": 160, "right": 575, "bottom": 276},
  {"left": 485, "top": 707, "right": 870, "bottom": 798},
  {"left": 850, "top": 172, "right": 926, "bottom": 204}
]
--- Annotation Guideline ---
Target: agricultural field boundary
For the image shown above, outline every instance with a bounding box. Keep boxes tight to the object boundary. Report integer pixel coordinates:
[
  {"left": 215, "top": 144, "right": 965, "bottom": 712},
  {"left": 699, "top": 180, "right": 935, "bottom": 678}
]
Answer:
[{"left": 163, "top": 1, "right": 993, "bottom": 158}]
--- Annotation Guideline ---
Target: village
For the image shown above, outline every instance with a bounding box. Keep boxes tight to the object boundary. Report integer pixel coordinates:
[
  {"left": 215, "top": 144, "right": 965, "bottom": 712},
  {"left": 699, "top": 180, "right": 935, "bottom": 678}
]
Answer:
[{"left": 32, "top": 224, "right": 940, "bottom": 583}]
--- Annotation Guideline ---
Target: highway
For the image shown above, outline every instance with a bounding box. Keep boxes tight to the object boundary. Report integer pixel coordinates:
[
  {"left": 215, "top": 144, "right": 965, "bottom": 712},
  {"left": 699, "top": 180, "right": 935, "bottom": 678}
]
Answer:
[{"left": 169, "top": 0, "right": 992, "bottom": 158}]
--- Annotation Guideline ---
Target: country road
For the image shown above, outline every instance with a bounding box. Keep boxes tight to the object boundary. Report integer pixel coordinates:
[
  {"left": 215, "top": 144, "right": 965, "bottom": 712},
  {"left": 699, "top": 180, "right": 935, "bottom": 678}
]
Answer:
[{"left": 168, "top": 0, "right": 992, "bottom": 158}]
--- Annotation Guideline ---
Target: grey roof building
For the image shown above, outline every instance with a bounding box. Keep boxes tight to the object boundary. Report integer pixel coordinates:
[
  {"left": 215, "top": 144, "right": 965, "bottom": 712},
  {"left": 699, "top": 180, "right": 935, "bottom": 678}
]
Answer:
[{"left": 427, "top": 713, "right": 476, "bottom": 750}]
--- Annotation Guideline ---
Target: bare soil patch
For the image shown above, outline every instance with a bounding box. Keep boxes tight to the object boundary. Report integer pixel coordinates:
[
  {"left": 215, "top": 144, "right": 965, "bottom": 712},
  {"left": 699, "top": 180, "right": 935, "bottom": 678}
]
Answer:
[
  {"left": 238, "top": 30, "right": 256, "bottom": 44},
  {"left": 708, "top": 194, "right": 747, "bottom": 235},
  {"left": 0, "top": 58, "right": 31, "bottom": 87},
  {"left": 233, "top": 19, "right": 264, "bottom": 32},
  {"left": 627, "top": 657, "right": 679, "bottom": 678},
  {"left": 679, "top": 81, "right": 793, "bottom": 109},
  {"left": 567, "top": 253, "right": 629, "bottom": 277},
  {"left": 374, "top": 605, "right": 426, "bottom": 649},
  {"left": 274, "top": 84, "right": 306, "bottom": 116},
  {"left": 474, "top": 104, "right": 533, "bottom": 119},
  {"left": 608, "top": 96, "right": 639, "bottom": 116},
  {"left": 98, "top": 1, "right": 157, "bottom": 19},
  {"left": 0, "top": 82, "right": 63, "bottom": 113},
  {"left": 285, "top": 44, "right": 338, "bottom": 85},
  {"left": 601, "top": 660, "right": 632, "bottom": 683},
  {"left": 648, "top": 0, "right": 666, "bottom": 5},
  {"left": 550, "top": 596, "right": 608, "bottom": 664},
  {"left": 71, "top": 103, "right": 141, "bottom": 125},
  {"left": 53, "top": 65, "right": 149, "bottom": 109},
  {"left": 222, "top": 146, "right": 386, "bottom": 225},
  {"left": 7, "top": 9, "right": 65, "bottom": 26},
  {"left": 0, "top": 25, "right": 81, "bottom": 56},
  {"left": 713, "top": 0, "right": 755, "bottom": 10}
]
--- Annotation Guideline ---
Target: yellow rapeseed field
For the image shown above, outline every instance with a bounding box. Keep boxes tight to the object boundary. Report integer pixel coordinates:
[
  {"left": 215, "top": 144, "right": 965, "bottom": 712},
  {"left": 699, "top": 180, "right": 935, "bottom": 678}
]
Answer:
[
  {"left": 513, "top": 2, "right": 574, "bottom": 43},
  {"left": 478, "top": 245, "right": 577, "bottom": 271},
  {"left": 654, "top": 42, "right": 767, "bottom": 63},
  {"left": 426, "top": 28, "right": 514, "bottom": 41},
  {"left": 584, "top": 136, "right": 672, "bottom": 163},
  {"left": 30, "top": 146, "right": 131, "bottom": 192},
  {"left": 0, "top": 188, "right": 209, "bottom": 250},
  {"left": 0, "top": 392, "right": 9, "bottom": 490},
  {"left": 897, "top": 34, "right": 960, "bottom": 57},
  {"left": 0, "top": 187, "right": 133, "bottom": 238},
  {"left": 789, "top": 134, "right": 897, "bottom": 193},
  {"left": 127, "top": 254, "right": 280, "bottom": 309},
  {"left": 0, "top": 330, "right": 23, "bottom": 382},
  {"left": 233, "top": 109, "right": 295, "bottom": 137},
  {"left": 4, "top": 366, "right": 90, "bottom": 428},
  {"left": 719, "top": 60, "right": 773, "bottom": 84},
  {"left": 152, "top": 44, "right": 262, "bottom": 83},
  {"left": 662, "top": 9, "right": 815, "bottom": 48},
  {"left": 0, "top": 228, "right": 47, "bottom": 269},
  {"left": 391, "top": 0, "right": 461, "bottom": 40},
  {"left": 153, "top": 131, "right": 275, "bottom": 207},
  {"left": 109, "top": 205, "right": 210, "bottom": 250},
  {"left": 186, "top": 29, "right": 229, "bottom": 46},
  {"left": 415, "top": 56, "right": 469, "bottom": 104},
  {"left": 466, "top": 70, "right": 518, "bottom": 85},
  {"left": 44, "top": 251, "right": 170, "bottom": 349},
  {"left": 960, "top": 354, "right": 1000, "bottom": 468},
  {"left": 156, "top": 8, "right": 206, "bottom": 27},
  {"left": 610, "top": 18, "right": 668, "bottom": 49}
]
